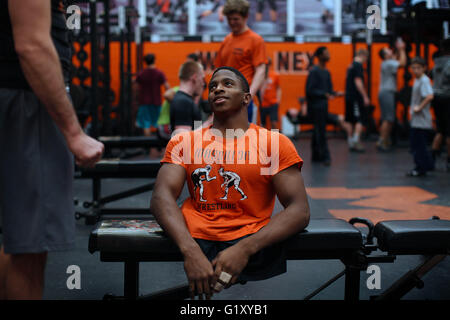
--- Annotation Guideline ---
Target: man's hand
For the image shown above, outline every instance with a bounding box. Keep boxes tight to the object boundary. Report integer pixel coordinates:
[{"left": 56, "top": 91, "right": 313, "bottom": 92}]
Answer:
[
  {"left": 211, "top": 242, "right": 250, "bottom": 292},
  {"left": 68, "top": 132, "right": 104, "bottom": 168},
  {"left": 395, "top": 37, "right": 405, "bottom": 50},
  {"left": 363, "top": 96, "right": 371, "bottom": 107},
  {"left": 413, "top": 105, "right": 421, "bottom": 113},
  {"left": 183, "top": 246, "right": 215, "bottom": 300}
]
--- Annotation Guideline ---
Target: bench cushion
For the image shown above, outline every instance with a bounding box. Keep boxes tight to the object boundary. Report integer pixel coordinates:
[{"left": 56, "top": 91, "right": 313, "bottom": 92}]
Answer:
[
  {"left": 89, "top": 218, "right": 363, "bottom": 261},
  {"left": 374, "top": 220, "right": 450, "bottom": 254},
  {"left": 99, "top": 136, "right": 167, "bottom": 149},
  {"left": 77, "top": 160, "right": 161, "bottom": 178}
]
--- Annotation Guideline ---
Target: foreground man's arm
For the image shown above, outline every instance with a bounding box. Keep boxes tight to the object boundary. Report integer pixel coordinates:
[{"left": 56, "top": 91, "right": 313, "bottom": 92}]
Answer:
[{"left": 9, "top": 0, "right": 103, "bottom": 167}]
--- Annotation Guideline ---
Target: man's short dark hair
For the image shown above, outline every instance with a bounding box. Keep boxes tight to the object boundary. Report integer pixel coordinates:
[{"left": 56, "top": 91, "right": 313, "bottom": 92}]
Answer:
[
  {"left": 144, "top": 53, "right": 155, "bottom": 65},
  {"left": 187, "top": 53, "right": 200, "bottom": 62},
  {"left": 410, "top": 56, "right": 426, "bottom": 67},
  {"left": 356, "top": 49, "right": 369, "bottom": 57},
  {"left": 378, "top": 48, "right": 386, "bottom": 60},
  {"left": 314, "top": 46, "right": 328, "bottom": 58},
  {"left": 211, "top": 66, "right": 250, "bottom": 93}
]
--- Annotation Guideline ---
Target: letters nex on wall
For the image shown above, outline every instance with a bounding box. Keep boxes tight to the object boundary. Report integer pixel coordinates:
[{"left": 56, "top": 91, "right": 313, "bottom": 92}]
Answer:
[{"left": 75, "top": 41, "right": 437, "bottom": 123}]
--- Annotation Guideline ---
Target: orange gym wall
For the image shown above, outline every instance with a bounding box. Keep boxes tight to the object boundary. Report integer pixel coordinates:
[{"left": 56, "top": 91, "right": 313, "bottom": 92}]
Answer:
[{"left": 74, "top": 41, "right": 438, "bottom": 127}]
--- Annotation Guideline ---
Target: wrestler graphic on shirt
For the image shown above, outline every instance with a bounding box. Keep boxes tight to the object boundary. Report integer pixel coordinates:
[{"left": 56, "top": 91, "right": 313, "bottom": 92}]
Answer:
[
  {"left": 191, "top": 165, "right": 216, "bottom": 202},
  {"left": 218, "top": 167, "right": 247, "bottom": 201}
]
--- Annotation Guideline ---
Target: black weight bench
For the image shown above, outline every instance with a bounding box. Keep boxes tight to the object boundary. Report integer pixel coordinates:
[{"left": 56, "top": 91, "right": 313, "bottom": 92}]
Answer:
[
  {"left": 88, "top": 217, "right": 450, "bottom": 301},
  {"left": 99, "top": 136, "right": 168, "bottom": 159},
  {"left": 99, "top": 136, "right": 168, "bottom": 149},
  {"left": 74, "top": 160, "right": 161, "bottom": 224}
]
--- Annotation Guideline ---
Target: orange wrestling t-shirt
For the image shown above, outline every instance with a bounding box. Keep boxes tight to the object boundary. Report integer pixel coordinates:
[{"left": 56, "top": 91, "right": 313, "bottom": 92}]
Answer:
[
  {"left": 161, "top": 123, "right": 303, "bottom": 241},
  {"left": 261, "top": 71, "right": 280, "bottom": 107},
  {"left": 214, "top": 29, "right": 267, "bottom": 85}
]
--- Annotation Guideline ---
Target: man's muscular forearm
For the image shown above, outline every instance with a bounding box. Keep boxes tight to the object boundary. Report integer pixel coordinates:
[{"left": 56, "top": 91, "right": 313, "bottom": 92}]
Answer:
[
  {"left": 250, "top": 64, "right": 266, "bottom": 97},
  {"left": 9, "top": 0, "right": 82, "bottom": 141},
  {"left": 9, "top": 0, "right": 104, "bottom": 168},
  {"left": 17, "top": 43, "right": 82, "bottom": 140}
]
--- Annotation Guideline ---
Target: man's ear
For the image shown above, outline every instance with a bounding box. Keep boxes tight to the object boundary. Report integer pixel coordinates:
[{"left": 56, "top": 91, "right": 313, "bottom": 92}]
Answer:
[{"left": 243, "top": 92, "right": 252, "bottom": 106}]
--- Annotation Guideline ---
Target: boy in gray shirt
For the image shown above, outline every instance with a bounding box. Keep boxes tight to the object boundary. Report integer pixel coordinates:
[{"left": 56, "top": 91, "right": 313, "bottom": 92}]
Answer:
[{"left": 407, "top": 57, "right": 435, "bottom": 177}]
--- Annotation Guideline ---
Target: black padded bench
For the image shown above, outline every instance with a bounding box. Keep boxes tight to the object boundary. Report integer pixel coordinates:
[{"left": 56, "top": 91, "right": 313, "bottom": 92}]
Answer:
[
  {"left": 99, "top": 136, "right": 168, "bottom": 149},
  {"left": 98, "top": 136, "right": 168, "bottom": 160},
  {"left": 88, "top": 217, "right": 450, "bottom": 301},
  {"left": 74, "top": 160, "right": 161, "bottom": 224}
]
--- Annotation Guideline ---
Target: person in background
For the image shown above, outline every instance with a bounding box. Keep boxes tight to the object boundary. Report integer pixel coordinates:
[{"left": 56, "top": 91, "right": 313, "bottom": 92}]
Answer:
[
  {"left": 306, "top": 46, "right": 347, "bottom": 166},
  {"left": 255, "top": 0, "right": 277, "bottom": 22},
  {"left": 406, "top": 57, "right": 434, "bottom": 177},
  {"left": 377, "top": 38, "right": 407, "bottom": 151},
  {"left": 135, "top": 53, "right": 170, "bottom": 138},
  {"left": 260, "top": 58, "right": 281, "bottom": 130},
  {"left": 158, "top": 53, "right": 202, "bottom": 141},
  {"left": 214, "top": 0, "right": 267, "bottom": 124},
  {"left": 344, "top": 49, "right": 370, "bottom": 152},
  {"left": 170, "top": 61, "right": 205, "bottom": 133}
]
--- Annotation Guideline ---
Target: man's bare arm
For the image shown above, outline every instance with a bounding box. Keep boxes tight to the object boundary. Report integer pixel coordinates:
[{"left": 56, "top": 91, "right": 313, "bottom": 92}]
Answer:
[
  {"left": 413, "top": 94, "right": 434, "bottom": 112},
  {"left": 354, "top": 77, "right": 370, "bottom": 106},
  {"left": 235, "top": 165, "right": 309, "bottom": 256},
  {"left": 9, "top": 0, "right": 104, "bottom": 167},
  {"left": 164, "top": 87, "right": 177, "bottom": 102},
  {"left": 250, "top": 64, "right": 267, "bottom": 97},
  {"left": 163, "top": 81, "right": 171, "bottom": 91},
  {"left": 150, "top": 163, "right": 214, "bottom": 299}
]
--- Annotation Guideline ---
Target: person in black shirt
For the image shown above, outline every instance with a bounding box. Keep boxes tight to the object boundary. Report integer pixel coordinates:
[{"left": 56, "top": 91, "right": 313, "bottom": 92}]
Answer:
[
  {"left": 170, "top": 61, "right": 205, "bottom": 134},
  {"left": 344, "top": 49, "right": 370, "bottom": 152},
  {"left": 0, "top": 1, "right": 104, "bottom": 299},
  {"left": 306, "top": 47, "right": 345, "bottom": 166}
]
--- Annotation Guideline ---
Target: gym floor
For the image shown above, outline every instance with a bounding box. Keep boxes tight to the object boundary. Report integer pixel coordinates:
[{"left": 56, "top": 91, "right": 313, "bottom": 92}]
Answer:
[{"left": 5, "top": 136, "right": 449, "bottom": 300}]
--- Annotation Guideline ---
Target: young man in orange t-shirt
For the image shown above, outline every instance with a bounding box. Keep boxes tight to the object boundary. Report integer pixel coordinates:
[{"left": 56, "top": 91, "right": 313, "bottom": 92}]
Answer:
[
  {"left": 150, "top": 66, "right": 310, "bottom": 300},
  {"left": 260, "top": 58, "right": 281, "bottom": 130},
  {"left": 214, "top": 0, "right": 268, "bottom": 124}
]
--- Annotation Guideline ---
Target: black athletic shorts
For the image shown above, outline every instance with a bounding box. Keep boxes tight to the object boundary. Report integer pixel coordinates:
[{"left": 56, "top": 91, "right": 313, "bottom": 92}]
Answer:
[
  {"left": 195, "top": 232, "right": 286, "bottom": 282},
  {"left": 257, "top": 0, "right": 277, "bottom": 13},
  {"left": 0, "top": 88, "right": 75, "bottom": 254},
  {"left": 345, "top": 97, "right": 368, "bottom": 125}
]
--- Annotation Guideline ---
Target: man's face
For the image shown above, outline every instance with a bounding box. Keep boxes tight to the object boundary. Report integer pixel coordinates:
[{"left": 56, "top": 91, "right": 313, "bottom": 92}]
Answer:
[
  {"left": 411, "top": 63, "right": 425, "bottom": 78},
  {"left": 226, "top": 13, "right": 247, "bottom": 35},
  {"left": 360, "top": 54, "right": 368, "bottom": 64},
  {"left": 384, "top": 48, "right": 393, "bottom": 59},
  {"left": 208, "top": 69, "right": 250, "bottom": 115},
  {"left": 321, "top": 49, "right": 330, "bottom": 62}
]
